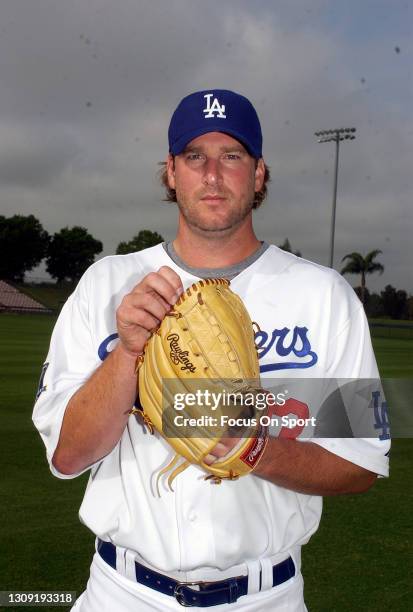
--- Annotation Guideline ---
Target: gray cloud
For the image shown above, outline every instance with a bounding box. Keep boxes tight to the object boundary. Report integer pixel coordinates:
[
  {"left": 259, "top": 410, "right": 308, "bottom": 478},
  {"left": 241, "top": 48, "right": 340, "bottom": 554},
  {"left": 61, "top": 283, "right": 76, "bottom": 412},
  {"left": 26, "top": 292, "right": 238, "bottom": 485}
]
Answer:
[
  {"left": 0, "top": 0, "right": 411, "bottom": 293},
  {"left": 0, "top": 122, "right": 81, "bottom": 187}
]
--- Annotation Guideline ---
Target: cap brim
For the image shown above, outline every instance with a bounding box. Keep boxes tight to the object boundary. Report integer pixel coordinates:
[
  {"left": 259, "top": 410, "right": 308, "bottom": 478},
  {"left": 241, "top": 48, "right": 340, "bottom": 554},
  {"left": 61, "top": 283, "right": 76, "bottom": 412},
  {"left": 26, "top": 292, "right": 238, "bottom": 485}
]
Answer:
[{"left": 170, "top": 125, "right": 261, "bottom": 158}]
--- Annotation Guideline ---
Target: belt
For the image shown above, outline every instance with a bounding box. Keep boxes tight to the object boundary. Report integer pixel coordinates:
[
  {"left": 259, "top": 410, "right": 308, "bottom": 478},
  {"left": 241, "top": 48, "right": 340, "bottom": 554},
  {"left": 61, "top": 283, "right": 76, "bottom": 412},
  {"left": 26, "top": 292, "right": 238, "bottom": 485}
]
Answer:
[{"left": 97, "top": 539, "right": 295, "bottom": 607}]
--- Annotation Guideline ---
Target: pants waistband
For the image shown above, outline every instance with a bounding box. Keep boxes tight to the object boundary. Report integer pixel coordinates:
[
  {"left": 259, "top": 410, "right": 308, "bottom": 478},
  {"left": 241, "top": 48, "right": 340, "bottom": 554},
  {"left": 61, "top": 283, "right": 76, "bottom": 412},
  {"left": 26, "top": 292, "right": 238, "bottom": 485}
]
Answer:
[{"left": 97, "top": 538, "right": 296, "bottom": 607}]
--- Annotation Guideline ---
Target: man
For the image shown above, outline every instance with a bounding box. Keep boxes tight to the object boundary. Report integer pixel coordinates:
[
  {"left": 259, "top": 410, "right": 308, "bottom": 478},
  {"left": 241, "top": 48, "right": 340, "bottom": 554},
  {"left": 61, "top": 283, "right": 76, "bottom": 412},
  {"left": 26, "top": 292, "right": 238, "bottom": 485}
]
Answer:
[{"left": 33, "top": 90, "right": 390, "bottom": 611}]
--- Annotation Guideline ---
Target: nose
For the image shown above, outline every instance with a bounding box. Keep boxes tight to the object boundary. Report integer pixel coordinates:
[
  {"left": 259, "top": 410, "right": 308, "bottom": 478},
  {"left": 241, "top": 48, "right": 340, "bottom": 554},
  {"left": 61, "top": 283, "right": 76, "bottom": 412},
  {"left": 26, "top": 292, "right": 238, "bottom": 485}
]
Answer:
[{"left": 203, "top": 158, "right": 222, "bottom": 187}]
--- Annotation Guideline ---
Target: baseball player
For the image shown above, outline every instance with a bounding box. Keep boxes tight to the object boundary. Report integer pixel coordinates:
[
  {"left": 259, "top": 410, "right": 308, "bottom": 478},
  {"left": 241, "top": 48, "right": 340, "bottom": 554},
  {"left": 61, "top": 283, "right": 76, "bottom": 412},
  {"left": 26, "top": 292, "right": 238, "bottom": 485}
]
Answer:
[{"left": 33, "top": 90, "right": 390, "bottom": 611}]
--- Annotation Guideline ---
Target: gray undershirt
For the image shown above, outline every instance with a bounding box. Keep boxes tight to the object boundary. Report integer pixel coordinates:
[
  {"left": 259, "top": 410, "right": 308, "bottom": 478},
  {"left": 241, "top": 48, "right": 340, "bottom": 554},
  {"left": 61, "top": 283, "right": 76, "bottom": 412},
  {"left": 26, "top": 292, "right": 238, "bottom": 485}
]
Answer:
[{"left": 162, "top": 241, "right": 269, "bottom": 280}]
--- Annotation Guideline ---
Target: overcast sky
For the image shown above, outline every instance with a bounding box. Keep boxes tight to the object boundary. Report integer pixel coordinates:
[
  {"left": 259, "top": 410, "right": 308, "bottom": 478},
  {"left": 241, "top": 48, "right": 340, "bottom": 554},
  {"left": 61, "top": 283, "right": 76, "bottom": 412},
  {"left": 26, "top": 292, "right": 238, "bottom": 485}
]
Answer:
[{"left": 0, "top": 0, "right": 411, "bottom": 293}]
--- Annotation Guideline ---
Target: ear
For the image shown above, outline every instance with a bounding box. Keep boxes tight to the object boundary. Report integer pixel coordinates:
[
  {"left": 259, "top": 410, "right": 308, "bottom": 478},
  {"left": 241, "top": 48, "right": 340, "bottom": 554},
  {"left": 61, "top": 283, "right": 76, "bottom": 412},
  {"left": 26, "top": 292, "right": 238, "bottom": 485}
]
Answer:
[
  {"left": 166, "top": 154, "right": 176, "bottom": 190},
  {"left": 254, "top": 158, "right": 265, "bottom": 192}
]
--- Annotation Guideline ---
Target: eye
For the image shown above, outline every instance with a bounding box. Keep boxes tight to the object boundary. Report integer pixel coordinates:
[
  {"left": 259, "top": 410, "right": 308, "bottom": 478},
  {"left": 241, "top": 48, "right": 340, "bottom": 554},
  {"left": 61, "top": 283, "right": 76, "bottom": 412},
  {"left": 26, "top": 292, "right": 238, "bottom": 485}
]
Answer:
[
  {"left": 185, "top": 152, "right": 205, "bottom": 161},
  {"left": 223, "top": 152, "right": 242, "bottom": 160}
]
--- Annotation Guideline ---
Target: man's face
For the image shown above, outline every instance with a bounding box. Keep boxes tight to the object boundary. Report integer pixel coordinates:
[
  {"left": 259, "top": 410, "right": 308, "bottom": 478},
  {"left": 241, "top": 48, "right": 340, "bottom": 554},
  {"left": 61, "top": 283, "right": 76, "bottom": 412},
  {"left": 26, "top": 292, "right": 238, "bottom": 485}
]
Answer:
[{"left": 166, "top": 132, "right": 265, "bottom": 235}]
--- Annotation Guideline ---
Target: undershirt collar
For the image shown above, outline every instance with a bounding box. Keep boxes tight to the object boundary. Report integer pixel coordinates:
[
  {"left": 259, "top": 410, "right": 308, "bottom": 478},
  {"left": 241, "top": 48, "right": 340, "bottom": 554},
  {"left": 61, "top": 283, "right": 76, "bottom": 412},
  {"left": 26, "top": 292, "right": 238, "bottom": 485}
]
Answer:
[{"left": 162, "top": 241, "right": 269, "bottom": 280}]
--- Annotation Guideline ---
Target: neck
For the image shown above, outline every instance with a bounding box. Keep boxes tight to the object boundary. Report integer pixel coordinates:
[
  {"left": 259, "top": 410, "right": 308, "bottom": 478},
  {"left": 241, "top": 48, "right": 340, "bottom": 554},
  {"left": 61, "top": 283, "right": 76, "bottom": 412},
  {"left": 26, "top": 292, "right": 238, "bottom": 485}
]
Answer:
[{"left": 173, "top": 217, "right": 261, "bottom": 268}]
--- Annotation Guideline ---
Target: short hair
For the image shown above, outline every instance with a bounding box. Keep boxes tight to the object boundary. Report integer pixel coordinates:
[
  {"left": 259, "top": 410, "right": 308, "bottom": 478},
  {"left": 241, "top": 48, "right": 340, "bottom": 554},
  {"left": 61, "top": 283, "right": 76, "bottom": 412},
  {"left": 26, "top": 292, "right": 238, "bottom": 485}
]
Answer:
[{"left": 158, "top": 158, "right": 271, "bottom": 210}]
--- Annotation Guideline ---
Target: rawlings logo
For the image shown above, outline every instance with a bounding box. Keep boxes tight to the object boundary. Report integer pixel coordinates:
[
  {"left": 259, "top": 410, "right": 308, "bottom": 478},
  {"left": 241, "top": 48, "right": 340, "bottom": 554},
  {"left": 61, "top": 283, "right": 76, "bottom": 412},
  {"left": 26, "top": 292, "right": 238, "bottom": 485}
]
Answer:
[
  {"left": 167, "top": 333, "right": 197, "bottom": 373},
  {"left": 247, "top": 436, "right": 266, "bottom": 463},
  {"left": 240, "top": 426, "right": 267, "bottom": 468}
]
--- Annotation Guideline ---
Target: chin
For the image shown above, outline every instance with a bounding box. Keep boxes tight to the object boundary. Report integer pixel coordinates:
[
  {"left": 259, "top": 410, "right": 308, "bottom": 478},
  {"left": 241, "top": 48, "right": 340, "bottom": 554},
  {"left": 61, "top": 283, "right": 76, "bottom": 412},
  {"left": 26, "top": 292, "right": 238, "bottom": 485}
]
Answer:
[{"left": 194, "top": 220, "right": 242, "bottom": 234}]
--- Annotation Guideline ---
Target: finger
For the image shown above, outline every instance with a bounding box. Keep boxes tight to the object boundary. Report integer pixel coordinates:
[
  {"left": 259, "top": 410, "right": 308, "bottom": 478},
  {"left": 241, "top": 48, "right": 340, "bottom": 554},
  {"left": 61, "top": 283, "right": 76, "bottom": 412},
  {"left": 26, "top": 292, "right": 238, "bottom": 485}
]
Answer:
[
  {"left": 210, "top": 442, "right": 230, "bottom": 458},
  {"left": 204, "top": 453, "right": 217, "bottom": 465},
  {"left": 117, "top": 303, "right": 160, "bottom": 332},
  {"left": 150, "top": 290, "right": 174, "bottom": 313},
  {"left": 218, "top": 437, "right": 241, "bottom": 449},
  {"left": 156, "top": 267, "right": 184, "bottom": 304},
  {"left": 133, "top": 271, "right": 182, "bottom": 306},
  {"left": 209, "top": 438, "right": 241, "bottom": 459},
  {"left": 125, "top": 293, "right": 170, "bottom": 322},
  {"left": 157, "top": 266, "right": 184, "bottom": 297}
]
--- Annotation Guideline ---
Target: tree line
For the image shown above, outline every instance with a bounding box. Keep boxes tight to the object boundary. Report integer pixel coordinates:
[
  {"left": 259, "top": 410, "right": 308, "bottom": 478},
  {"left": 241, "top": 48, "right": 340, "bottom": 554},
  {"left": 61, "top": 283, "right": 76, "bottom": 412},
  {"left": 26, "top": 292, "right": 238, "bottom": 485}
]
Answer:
[
  {"left": 354, "top": 284, "right": 413, "bottom": 320},
  {"left": 339, "top": 249, "right": 412, "bottom": 319},
  {"left": 0, "top": 214, "right": 163, "bottom": 283},
  {"left": 272, "top": 242, "right": 412, "bottom": 320},
  {"left": 1, "top": 215, "right": 411, "bottom": 319}
]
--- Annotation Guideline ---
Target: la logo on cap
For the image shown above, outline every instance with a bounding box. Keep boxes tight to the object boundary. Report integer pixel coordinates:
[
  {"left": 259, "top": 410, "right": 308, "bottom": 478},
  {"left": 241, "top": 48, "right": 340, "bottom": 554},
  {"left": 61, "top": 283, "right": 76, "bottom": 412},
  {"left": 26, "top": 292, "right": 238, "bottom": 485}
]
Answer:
[{"left": 203, "top": 93, "right": 226, "bottom": 119}]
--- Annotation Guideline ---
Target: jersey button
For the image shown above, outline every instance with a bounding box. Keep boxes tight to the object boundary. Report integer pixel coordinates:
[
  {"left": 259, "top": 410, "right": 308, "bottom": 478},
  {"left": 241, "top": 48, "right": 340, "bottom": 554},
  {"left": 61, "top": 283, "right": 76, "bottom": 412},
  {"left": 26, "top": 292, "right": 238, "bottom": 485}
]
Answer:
[{"left": 188, "top": 512, "right": 197, "bottom": 522}]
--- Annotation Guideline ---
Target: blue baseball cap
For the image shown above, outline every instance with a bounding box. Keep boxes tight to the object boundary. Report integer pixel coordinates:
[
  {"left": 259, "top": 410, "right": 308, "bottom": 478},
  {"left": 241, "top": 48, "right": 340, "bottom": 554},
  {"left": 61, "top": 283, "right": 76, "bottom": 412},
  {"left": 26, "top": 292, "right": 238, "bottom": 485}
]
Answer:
[{"left": 168, "top": 89, "right": 263, "bottom": 158}]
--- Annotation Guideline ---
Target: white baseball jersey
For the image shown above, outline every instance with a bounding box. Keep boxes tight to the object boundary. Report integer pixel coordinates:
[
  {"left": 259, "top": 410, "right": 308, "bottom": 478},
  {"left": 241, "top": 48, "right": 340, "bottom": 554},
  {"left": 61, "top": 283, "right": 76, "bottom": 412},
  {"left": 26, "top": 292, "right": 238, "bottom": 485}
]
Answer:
[{"left": 32, "top": 243, "right": 390, "bottom": 576}]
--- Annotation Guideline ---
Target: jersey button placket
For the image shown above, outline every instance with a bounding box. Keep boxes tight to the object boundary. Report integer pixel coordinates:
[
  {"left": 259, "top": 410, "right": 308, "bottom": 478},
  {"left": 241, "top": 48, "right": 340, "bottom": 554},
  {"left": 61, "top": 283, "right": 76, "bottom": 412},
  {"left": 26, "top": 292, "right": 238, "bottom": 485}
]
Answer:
[{"left": 178, "top": 473, "right": 214, "bottom": 568}]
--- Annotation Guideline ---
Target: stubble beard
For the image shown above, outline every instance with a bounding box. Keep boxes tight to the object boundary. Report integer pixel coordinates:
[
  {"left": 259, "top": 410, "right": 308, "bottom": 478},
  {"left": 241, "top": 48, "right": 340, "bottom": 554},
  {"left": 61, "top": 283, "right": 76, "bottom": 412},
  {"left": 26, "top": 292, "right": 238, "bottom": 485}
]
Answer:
[{"left": 176, "top": 191, "right": 255, "bottom": 235}]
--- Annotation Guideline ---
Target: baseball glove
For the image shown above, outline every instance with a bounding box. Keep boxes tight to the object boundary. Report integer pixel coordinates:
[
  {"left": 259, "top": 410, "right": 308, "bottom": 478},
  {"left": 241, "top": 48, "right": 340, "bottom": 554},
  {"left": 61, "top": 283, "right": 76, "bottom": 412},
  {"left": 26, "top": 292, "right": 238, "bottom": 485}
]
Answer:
[{"left": 133, "top": 278, "right": 268, "bottom": 492}]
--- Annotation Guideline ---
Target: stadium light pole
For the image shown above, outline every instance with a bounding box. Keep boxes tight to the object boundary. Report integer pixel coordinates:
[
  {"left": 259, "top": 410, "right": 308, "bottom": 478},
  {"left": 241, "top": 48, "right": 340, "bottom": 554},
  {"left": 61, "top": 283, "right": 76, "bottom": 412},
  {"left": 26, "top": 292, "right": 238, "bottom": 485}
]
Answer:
[{"left": 314, "top": 127, "right": 356, "bottom": 268}]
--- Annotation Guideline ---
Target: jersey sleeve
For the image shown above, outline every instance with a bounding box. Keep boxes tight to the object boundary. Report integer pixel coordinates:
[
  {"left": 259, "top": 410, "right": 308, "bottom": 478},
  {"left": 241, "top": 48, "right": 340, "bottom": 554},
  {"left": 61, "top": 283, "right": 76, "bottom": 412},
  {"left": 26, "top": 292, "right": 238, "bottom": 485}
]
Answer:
[
  {"left": 311, "top": 274, "right": 390, "bottom": 477},
  {"left": 32, "top": 270, "right": 103, "bottom": 479}
]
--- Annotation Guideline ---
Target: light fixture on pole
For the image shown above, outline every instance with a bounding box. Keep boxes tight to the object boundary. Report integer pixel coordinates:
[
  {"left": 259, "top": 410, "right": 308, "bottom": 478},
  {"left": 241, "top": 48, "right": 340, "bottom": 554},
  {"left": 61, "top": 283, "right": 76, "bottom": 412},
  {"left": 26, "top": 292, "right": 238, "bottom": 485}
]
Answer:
[{"left": 314, "top": 127, "right": 356, "bottom": 268}]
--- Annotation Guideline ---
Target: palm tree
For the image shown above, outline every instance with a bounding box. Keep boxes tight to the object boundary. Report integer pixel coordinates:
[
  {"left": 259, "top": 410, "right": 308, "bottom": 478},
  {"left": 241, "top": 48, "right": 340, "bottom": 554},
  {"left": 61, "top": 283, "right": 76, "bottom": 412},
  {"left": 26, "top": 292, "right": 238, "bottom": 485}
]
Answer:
[{"left": 340, "top": 250, "right": 384, "bottom": 305}]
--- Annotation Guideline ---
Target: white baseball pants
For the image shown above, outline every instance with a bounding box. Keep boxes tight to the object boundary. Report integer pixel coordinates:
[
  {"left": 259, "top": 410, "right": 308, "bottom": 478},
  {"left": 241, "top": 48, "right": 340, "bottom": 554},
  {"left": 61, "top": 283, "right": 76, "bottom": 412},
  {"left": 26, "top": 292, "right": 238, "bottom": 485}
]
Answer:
[{"left": 71, "top": 552, "right": 307, "bottom": 611}]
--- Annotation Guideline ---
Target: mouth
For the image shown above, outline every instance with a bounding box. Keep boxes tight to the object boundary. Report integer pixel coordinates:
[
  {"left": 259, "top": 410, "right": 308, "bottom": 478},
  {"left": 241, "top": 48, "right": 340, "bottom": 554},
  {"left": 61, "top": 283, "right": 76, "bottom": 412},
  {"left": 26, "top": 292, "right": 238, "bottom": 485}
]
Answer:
[{"left": 200, "top": 195, "right": 226, "bottom": 203}]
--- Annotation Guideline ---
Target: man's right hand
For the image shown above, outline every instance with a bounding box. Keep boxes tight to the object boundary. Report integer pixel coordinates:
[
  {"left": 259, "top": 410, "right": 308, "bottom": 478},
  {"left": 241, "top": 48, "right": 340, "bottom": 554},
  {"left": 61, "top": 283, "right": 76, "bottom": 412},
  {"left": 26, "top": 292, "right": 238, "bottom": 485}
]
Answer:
[
  {"left": 116, "top": 266, "right": 184, "bottom": 357},
  {"left": 52, "top": 266, "right": 184, "bottom": 475}
]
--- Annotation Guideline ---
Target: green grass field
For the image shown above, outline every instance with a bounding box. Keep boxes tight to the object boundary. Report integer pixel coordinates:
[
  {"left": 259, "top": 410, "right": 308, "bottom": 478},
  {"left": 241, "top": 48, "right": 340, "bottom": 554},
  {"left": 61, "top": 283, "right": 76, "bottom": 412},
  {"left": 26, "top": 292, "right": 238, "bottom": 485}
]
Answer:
[
  {"left": 15, "top": 283, "right": 75, "bottom": 312},
  {"left": 0, "top": 313, "right": 412, "bottom": 611}
]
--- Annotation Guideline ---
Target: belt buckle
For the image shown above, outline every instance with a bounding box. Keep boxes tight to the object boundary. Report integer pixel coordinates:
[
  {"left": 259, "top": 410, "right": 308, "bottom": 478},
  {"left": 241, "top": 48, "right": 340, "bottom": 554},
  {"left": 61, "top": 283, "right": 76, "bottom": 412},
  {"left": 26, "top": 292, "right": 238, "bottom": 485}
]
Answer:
[
  {"left": 174, "top": 576, "right": 242, "bottom": 607},
  {"left": 174, "top": 581, "right": 209, "bottom": 607}
]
